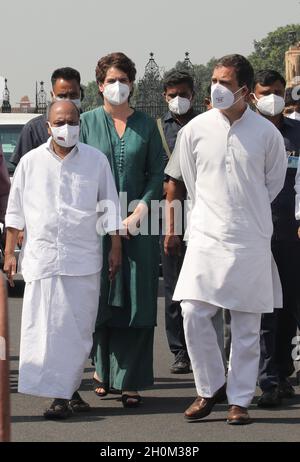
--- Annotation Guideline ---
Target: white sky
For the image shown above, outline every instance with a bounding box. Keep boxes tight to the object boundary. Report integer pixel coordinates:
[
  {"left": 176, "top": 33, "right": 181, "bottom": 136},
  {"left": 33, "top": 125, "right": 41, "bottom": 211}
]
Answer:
[{"left": 1, "top": 0, "right": 299, "bottom": 104}]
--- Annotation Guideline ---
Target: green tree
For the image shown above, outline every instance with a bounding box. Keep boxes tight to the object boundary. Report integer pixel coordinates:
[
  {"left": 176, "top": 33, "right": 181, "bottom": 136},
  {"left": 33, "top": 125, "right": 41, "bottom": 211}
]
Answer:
[
  {"left": 168, "top": 57, "right": 218, "bottom": 110},
  {"left": 248, "top": 24, "right": 300, "bottom": 75},
  {"left": 81, "top": 81, "right": 102, "bottom": 112}
]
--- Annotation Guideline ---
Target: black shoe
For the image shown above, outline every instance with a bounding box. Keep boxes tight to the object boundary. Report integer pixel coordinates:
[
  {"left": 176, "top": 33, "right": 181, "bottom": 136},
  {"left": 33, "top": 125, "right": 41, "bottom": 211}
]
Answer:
[
  {"left": 278, "top": 378, "right": 295, "bottom": 399},
  {"left": 170, "top": 352, "right": 191, "bottom": 374},
  {"left": 44, "top": 398, "right": 72, "bottom": 420},
  {"left": 257, "top": 388, "right": 282, "bottom": 408}
]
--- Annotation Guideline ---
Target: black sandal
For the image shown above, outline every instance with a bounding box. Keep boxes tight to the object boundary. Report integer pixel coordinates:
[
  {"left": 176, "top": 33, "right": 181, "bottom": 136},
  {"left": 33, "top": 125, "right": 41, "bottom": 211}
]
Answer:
[
  {"left": 44, "top": 398, "right": 71, "bottom": 420},
  {"left": 93, "top": 377, "right": 108, "bottom": 397},
  {"left": 69, "top": 391, "right": 90, "bottom": 413},
  {"left": 121, "top": 394, "right": 142, "bottom": 408}
]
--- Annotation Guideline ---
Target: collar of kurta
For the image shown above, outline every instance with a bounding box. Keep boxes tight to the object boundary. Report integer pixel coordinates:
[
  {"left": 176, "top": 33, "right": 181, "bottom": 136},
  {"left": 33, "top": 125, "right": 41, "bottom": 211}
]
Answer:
[
  {"left": 216, "top": 105, "right": 251, "bottom": 128},
  {"left": 46, "top": 137, "right": 79, "bottom": 162}
]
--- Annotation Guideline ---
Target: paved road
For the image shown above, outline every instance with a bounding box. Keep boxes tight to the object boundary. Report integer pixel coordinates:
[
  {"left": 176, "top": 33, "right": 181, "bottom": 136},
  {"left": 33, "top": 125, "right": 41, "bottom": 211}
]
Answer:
[{"left": 7, "top": 278, "right": 300, "bottom": 442}]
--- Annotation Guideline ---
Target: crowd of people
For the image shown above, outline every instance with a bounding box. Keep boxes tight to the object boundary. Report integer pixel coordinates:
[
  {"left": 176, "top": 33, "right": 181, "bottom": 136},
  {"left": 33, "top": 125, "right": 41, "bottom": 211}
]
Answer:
[{"left": 1, "top": 51, "right": 300, "bottom": 425}]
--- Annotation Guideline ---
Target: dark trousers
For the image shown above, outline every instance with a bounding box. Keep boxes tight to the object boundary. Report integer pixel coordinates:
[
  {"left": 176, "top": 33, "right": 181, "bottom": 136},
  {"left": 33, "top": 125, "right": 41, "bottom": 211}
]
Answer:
[
  {"left": 259, "top": 240, "right": 300, "bottom": 392},
  {"left": 160, "top": 237, "right": 188, "bottom": 358}
]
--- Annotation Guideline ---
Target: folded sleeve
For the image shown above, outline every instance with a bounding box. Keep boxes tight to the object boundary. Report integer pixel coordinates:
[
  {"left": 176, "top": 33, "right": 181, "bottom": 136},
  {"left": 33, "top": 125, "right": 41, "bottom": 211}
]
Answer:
[
  {"left": 265, "top": 128, "right": 288, "bottom": 203},
  {"left": 164, "top": 129, "right": 184, "bottom": 182},
  {"left": 178, "top": 127, "right": 197, "bottom": 205},
  {"left": 0, "top": 151, "right": 10, "bottom": 223},
  {"left": 5, "top": 160, "right": 25, "bottom": 230}
]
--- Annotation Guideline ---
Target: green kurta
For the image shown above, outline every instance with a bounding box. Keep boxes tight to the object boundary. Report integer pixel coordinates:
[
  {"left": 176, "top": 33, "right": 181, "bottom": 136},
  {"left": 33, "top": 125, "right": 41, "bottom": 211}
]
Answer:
[{"left": 80, "top": 106, "right": 164, "bottom": 390}]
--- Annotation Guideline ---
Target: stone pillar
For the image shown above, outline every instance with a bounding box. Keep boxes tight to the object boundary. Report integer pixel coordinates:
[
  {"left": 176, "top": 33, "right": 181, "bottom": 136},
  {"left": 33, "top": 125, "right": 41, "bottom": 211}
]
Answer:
[{"left": 285, "top": 43, "right": 300, "bottom": 87}]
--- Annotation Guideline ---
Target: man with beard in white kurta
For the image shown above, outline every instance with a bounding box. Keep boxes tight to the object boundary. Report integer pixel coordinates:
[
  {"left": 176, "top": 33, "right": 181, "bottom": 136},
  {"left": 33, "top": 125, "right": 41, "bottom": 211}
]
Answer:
[
  {"left": 172, "top": 55, "right": 287, "bottom": 425},
  {"left": 4, "top": 100, "right": 123, "bottom": 419}
]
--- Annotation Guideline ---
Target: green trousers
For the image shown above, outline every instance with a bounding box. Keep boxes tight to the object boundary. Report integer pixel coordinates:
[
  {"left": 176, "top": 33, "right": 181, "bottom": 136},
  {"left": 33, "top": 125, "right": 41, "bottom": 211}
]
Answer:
[{"left": 92, "top": 326, "right": 155, "bottom": 391}]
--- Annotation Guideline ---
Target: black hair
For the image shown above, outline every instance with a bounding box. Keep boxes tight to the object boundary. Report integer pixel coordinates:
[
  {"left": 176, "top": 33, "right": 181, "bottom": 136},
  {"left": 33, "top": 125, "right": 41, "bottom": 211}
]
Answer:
[
  {"left": 163, "top": 70, "right": 194, "bottom": 92},
  {"left": 254, "top": 69, "right": 286, "bottom": 89},
  {"left": 214, "top": 54, "right": 254, "bottom": 90},
  {"left": 51, "top": 67, "right": 81, "bottom": 87}
]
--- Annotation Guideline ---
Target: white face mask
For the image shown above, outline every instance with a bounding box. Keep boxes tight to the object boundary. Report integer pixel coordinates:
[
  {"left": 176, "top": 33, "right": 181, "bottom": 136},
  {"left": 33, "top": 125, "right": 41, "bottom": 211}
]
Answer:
[
  {"left": 288, "top": 111, "right": 300, "bottom": 121},
  {"left": 53, "top": 96, "right": 81, "bottom": 110},
  {"left": 211, "top": 83, "right": 244, "bottom": 110},
  {"left": 287, "top": 111, "right": 300, "bottom": 120},
  {"left": 168, "top": 96, "right": 191, "bottom": 115},
  {"left": 103, "top": 81, "right": 130, "bottom": 105},
  {"left": 49, "top": 123, "right": 80, "bottom": 148},
  {"left": 253, "top": 93, "right": 285, "bottom": 116}
]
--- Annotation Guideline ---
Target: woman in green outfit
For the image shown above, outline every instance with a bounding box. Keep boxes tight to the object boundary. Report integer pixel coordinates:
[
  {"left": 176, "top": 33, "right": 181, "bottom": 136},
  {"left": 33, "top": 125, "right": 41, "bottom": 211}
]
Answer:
[{"left": 80, "top": 52, "right": 164, "bottom": 407}]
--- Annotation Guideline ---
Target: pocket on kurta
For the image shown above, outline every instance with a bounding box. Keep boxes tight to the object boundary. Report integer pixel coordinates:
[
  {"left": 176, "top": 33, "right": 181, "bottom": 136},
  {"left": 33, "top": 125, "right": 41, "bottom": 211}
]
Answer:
[{"left": 71, "top": 175, "right": 98, "bottom": 210}]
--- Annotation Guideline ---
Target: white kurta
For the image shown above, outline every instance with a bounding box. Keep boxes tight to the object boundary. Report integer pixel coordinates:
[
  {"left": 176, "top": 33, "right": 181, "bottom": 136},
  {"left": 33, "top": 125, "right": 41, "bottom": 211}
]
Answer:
[
  {"left": 173, "top": 107, "right": 287, "bottom": 313},
  {"left": 6, "top": 139, "right": 122, "bottom": 282},
  {"left": 5, "top": 139, "right": 123, "bottom": 398}
]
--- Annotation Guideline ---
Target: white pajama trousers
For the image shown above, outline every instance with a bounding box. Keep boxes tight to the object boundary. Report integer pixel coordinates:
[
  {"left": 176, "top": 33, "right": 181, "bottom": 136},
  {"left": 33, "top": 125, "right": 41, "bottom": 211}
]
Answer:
[
  {"left": 18, "top": 273, "right": 100, "bottom": 400},
  {"left": 181, "top": 299, "right": 261, "bottom": 408}
]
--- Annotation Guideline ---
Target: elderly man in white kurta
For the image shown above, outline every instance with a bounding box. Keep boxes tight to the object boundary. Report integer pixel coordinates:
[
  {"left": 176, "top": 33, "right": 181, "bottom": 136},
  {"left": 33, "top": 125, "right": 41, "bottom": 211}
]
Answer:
[
  {"left": 173, "top": 55, "right": 287, "bottom": 425},
  {"left": 4, "top": 100, "right": 123, "bottom": 419}
]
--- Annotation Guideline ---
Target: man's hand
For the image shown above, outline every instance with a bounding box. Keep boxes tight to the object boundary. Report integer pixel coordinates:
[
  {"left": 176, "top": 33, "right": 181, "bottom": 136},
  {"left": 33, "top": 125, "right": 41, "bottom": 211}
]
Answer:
[
  {"left": 3, "top": 227, "right": 19, "bottom": 287},
  {"left": 108, "top": 235, "right": 122, "bottom": 281},
  {"left": 17, "top": 231, "right": 24, "bottom": 248},
  {"left": 3, "top": 253, "right": 16, "bottom": 287},
  {"left": 164, "top": 234, "right": 182, "bottom": 257}
]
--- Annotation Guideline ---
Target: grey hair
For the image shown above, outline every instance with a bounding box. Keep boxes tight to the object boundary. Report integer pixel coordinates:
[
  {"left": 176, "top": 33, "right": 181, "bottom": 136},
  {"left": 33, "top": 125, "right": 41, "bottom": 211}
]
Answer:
[{"left": 46, "top": 99, "right": 80, "bottom": 121}]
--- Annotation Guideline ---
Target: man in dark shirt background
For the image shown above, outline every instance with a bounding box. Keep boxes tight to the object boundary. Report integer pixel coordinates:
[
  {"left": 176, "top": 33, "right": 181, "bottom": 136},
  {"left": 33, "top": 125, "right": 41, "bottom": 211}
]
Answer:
[
  {"left": 0, "top": 145, "right": 10, "bottom": 224},
  {"left": 0, "top": 145, "right": 10, "bottom": 263},
  {"left": 157, "top": 70, "right": 198, "bottom": 373},
  {"left": 250, "top": 70, "right": 300, "bottom": 407},
  {"left": 10, "top": 67, "right": 83, "bottom": 166}
]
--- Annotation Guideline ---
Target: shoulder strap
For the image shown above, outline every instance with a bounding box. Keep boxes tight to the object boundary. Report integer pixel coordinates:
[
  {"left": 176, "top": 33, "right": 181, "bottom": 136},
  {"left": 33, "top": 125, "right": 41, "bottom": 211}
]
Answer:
[{"left": 157, "top": 118, "right": 172, "bottom": 159}]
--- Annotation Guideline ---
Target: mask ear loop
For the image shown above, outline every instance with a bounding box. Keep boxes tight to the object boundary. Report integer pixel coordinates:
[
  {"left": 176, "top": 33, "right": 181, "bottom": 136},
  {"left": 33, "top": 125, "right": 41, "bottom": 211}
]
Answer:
[{"left": 233, "top": 86, "right": 247, "bottom": 105}]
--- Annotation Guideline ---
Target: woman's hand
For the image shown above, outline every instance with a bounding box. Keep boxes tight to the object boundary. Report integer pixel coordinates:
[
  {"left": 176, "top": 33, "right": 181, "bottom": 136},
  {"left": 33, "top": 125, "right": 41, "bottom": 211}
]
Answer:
[
  {"left": 122, "top": 214, "right": 140, "bottom": 239},
  {"left": 121, "top": 203, "right": 148, "bottom": 240}
]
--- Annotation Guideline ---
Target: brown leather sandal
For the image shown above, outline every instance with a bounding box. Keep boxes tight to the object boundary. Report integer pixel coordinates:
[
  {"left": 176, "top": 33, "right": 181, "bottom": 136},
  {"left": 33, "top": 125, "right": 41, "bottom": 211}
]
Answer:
[
  {"left": 69, "top": 391, "right": 90, "bottom": 412},
  {"left": 44, "top": 398, "right": 71, "bottom": 420}
]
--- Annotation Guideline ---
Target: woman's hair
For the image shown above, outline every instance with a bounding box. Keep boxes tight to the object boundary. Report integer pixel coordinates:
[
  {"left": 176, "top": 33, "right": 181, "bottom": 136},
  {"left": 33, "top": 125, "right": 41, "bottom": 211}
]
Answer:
[{"left": 95, "top": 52, "right": 137, "bottom": 84}]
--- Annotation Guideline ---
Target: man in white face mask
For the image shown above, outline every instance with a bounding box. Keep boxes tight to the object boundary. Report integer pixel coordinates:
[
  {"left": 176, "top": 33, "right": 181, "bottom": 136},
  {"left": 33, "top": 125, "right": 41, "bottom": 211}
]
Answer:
[
  {"left": 4, "top": 100, "right": 123, "bottom": 419},
  {"left": 157, "top": 70, "right": 197, "bottom": 375},
  {"left": 11, "top": 67, "right": 83, "bottom": 167},
  {"left": 172, "top": 54, "right": 287, "bottom": 425},
  {"left": 10, "top": 67, "right": 84, "bottom": 249},
  {"left": 250, "top": 70, "right": 300, "bottom": 408}
]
